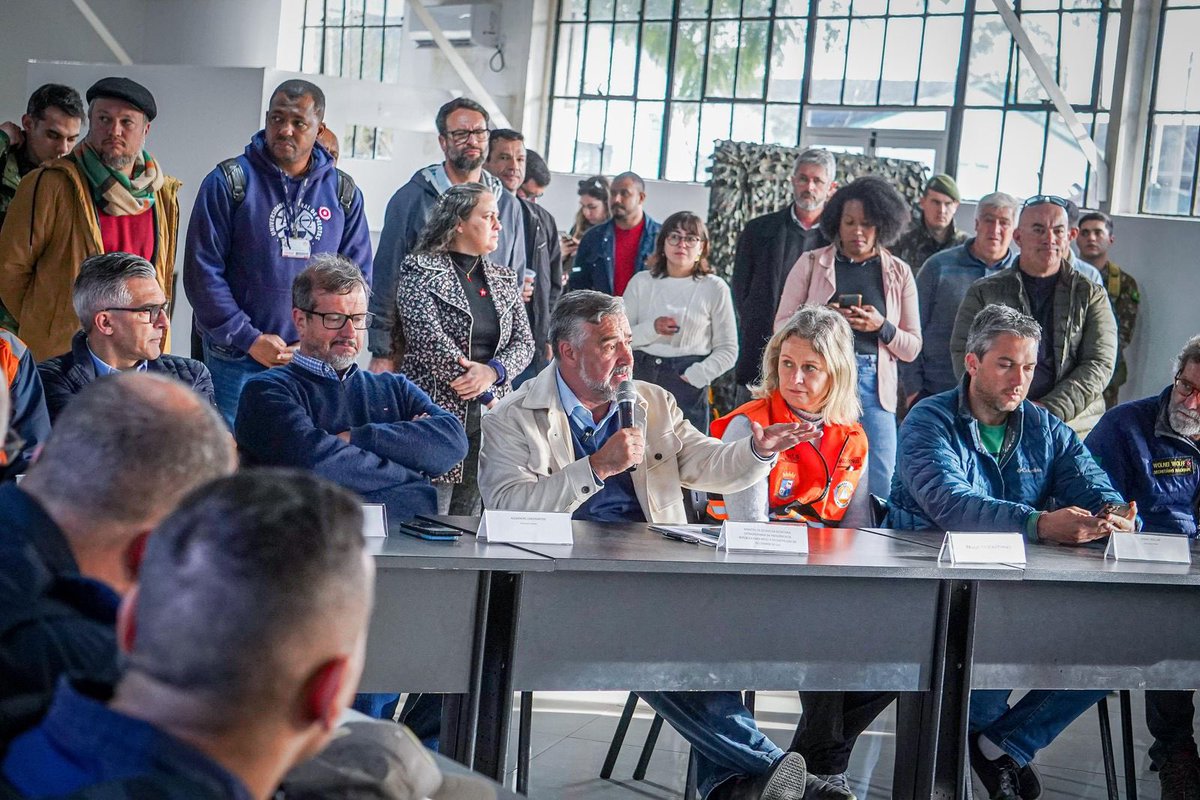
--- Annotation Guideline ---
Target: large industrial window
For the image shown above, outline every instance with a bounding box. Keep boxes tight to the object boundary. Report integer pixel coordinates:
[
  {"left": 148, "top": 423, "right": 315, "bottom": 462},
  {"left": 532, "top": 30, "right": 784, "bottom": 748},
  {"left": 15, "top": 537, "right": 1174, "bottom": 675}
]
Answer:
[
  {"left": 956, "top": 0, "right": 1120, "bottom": 207},
  {"left": 1142, "top": 0, "right": 1200, "bottom": 216},
  {"left": 546, "top": 0, "right": 1119, "bottom": 203},
  {"left": 299, "top": 0, "right": 406, "bottom": 83}
]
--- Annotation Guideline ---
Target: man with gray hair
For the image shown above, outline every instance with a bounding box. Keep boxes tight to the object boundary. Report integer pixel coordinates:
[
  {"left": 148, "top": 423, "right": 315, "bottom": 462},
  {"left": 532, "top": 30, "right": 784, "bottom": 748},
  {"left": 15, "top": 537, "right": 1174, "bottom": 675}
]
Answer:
[
  {"left": 0, "top": 373, "right": 235, "bottom": 723},
  {"left": 38, "top": 251, "right": 214, "bottom": 422},
  {"left": 731, "top": 148, "right": 836, "bottom": 401},
  {"left": 887, "top": 303, "right": 1135, "bottom": 800},
  {"left": 1, "top": 469, "right": 374, "bottom": 797},
  {"left": 479, "top": 290, "right": 850, "bottom": 800},
  {"left": 236, "top": 253, "right": 467, "bottom": 523},
  {"left": 1086, "top": 337, "right": 1200, "bottom": 798},
  {"left": 900, "top": 191, "right": 1020, "bottom": 404}
]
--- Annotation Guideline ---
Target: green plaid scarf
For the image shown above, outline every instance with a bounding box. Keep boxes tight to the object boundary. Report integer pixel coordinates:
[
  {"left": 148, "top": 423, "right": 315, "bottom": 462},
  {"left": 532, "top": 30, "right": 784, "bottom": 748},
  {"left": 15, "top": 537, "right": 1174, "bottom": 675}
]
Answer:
[{"left": 75, "top": 144, "right": 164, "bottom": 216}]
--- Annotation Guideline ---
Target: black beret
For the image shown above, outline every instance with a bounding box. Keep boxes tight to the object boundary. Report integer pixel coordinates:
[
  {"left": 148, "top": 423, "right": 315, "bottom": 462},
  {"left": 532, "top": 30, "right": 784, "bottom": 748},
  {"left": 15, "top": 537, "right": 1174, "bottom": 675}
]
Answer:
[{"left": 86, "top": 77, "right": 156, "bottom": 121}]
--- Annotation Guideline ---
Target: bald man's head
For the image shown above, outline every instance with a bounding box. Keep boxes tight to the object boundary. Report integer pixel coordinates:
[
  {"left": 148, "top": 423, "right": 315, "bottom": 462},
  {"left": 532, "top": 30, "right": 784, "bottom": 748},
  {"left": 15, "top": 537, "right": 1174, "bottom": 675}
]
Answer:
[{"left": 23, "top": 373, "right": 236, "bottom": 532}]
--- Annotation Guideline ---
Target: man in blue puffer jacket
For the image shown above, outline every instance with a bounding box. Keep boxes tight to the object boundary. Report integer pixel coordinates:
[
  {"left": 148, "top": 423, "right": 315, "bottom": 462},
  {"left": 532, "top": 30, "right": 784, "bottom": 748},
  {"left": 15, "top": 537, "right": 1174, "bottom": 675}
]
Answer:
[
  {"left": 184, "top": 79, "right": 372, "bottom": 426},
  {"left": 887, "top": 304, "right": 1137, "bottom": 800}
]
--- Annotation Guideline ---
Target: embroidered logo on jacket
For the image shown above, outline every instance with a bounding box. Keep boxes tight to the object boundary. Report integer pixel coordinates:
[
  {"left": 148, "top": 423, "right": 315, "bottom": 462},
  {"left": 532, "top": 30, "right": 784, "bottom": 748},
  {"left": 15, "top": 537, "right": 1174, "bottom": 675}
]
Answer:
[{"left": 1152, "top": 457, "right": 1195, "bottom": 477}]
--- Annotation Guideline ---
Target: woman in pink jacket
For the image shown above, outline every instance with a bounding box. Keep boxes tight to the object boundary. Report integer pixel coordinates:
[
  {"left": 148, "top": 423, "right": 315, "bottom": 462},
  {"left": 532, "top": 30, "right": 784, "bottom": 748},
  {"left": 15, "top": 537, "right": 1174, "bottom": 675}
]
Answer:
[{"left": 773, "top": 175, "right": 920, "bottom": 498}]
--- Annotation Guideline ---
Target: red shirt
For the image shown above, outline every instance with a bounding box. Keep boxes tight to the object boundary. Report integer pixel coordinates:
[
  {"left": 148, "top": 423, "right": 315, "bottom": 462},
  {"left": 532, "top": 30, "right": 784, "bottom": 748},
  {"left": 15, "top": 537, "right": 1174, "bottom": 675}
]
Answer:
[
  {"left": 97, "top": 208, "right": 155, "bottom": 262},
  {"left": 612, "top": 217, "right": 645, "bottom": 296}
]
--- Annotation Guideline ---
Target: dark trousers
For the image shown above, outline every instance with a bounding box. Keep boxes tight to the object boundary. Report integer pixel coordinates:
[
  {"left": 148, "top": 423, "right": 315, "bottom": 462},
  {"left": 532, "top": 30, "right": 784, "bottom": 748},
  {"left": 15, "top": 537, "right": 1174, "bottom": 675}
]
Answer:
[
  {"left": 790, "top": 691, "right": 897, "bottom": 774},
  {"left": 1147, "top": 689, "right": 1197, "bottom": 768},
  {"left": 437, "top": 403, "right": 482, "bottom": 515},
  {"left": 633, "top": 351, "right": 710, "bottom": 433}
]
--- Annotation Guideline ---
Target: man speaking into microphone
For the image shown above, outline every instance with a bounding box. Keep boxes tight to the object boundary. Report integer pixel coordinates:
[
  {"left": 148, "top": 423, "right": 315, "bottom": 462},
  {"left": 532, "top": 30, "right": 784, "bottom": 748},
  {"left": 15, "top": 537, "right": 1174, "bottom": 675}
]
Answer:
[{"left": 479, "top": 291, "right": 850, "bottom": 800}]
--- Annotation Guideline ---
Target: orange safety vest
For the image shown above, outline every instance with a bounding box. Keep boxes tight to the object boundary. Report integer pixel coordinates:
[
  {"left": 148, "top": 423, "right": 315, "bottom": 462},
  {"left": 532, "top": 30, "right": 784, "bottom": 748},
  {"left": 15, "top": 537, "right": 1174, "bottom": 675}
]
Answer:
[
  {"left": 0, "top": 333, "right": 20, "bottom": 467},
  {"left": 707, "top": 392, "right": 868, "bottom": 524}
]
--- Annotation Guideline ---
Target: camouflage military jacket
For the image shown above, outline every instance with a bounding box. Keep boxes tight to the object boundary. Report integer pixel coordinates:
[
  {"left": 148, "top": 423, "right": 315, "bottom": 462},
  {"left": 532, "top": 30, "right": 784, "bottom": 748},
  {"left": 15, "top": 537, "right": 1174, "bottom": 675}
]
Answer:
[
  {"left": 1104, "top": 260, "right": 1140, "bottom": 389},
  {"left": 893, "top": 215, "right": 967, "bottom": 273}
]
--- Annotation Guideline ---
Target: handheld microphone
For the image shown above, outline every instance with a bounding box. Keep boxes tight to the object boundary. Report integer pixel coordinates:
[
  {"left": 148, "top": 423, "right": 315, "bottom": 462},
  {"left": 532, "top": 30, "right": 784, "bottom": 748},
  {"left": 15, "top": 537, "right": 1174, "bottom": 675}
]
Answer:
[{"left": 616, "top": 380, "right": 637, "bottom": 429}]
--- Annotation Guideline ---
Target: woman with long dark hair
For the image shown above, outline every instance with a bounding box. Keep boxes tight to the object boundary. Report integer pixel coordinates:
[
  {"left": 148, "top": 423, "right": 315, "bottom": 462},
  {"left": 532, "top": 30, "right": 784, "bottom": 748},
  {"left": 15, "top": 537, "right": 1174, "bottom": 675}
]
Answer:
[{"left": 394, "top": 183, "right": 533, "bottom": 514}]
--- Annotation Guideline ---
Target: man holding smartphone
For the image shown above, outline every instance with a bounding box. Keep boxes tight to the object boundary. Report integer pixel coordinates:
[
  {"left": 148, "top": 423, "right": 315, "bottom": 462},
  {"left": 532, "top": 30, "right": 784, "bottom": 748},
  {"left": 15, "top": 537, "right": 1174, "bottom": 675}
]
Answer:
[
  {"left": 889, "top": 304, "right": 1137, "bottom": 800},
  {"left": 1086, "top": 336, "right": 1200, "bottom": 799}
]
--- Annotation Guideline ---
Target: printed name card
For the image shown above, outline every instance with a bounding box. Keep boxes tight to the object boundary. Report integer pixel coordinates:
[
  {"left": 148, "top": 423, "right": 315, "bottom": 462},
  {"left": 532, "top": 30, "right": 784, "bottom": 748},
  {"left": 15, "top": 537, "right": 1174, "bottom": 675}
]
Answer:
[
  {"left": 478, "top": 510, "right": 574, "bottom": 545},
  {"left": 362, "top": 504, "right": 388, "bottom": 537},
  {"left": 1104, "top": 531, "right": 1192, "bottom": 564},
  {"left": 938, "top": 532, "right": 1026, "bottom": 565},
  {"left": 717, "top": 522, "right": 808, "bottom": 554}
]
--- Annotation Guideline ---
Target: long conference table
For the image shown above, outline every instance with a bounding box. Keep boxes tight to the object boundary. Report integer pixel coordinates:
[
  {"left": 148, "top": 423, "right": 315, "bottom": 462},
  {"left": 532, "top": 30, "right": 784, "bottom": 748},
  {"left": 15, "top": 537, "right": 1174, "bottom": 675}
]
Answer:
[{"left": 363, "top": 518, "right": 1200, "bottom": 799}]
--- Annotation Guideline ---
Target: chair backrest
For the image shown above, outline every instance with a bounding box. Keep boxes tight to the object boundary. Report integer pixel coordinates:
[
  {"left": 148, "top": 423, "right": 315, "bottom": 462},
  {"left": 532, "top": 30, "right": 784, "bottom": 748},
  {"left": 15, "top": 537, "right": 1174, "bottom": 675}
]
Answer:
[{"left": 868, "top": 494, "right": 889, "bottom": 527}]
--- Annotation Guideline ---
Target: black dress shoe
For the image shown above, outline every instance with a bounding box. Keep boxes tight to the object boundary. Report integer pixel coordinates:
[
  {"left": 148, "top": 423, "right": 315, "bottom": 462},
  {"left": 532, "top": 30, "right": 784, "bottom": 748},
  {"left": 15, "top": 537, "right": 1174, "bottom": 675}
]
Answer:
[
  {"left": 1017, "top": 761, "right": 1042, "bottom": 800},
  {"left": 969, "top": 735, "right": 1021, "bottom": 800},
  {"left": 711, "top": 752, "right": 809, "bottom": 800}
]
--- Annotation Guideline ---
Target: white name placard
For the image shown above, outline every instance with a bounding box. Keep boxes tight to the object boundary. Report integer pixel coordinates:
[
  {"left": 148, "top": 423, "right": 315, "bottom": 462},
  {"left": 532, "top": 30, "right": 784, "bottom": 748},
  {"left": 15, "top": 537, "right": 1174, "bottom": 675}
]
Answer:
[
  {"left": 362, "top": 504, "right": 388, "bottom": 538},
  {"left": 13, "top": 473, "right": 24, "bottom": 484},
  {"left": 938, "top": 532, "right": 1026, "bottom": 565},
  {"left": 1104, "top": 531, "right": 1192, "bottom": 564},
  {"left": 717, "top": 522, "right": 808, "bottom": 554},
  {"left": 478, "top": 510, "right": 574, "bottom": 545}
]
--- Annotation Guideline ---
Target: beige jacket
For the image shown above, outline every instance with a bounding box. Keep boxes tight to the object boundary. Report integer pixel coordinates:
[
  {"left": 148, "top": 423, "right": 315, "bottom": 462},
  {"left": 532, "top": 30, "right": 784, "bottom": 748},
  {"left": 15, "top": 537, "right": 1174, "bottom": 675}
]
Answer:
[
  {"left": 0, "top": 156, "right": 180, "bottom": 360},
  {"left": 479, "top": 365, "right": 772, "bottom": 523}
]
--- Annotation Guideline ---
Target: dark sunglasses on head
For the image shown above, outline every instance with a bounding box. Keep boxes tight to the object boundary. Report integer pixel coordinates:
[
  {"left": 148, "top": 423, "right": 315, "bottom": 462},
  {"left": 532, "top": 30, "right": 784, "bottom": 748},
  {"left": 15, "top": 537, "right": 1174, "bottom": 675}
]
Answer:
[{"left": 1023, "top": 194, "right": 1069, "bottom": 210}]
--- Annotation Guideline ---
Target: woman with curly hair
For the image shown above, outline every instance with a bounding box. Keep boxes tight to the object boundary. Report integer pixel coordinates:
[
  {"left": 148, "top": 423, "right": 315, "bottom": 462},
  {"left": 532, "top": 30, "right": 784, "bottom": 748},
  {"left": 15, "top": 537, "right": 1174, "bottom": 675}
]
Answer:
[
  {"left": 773, "top": 175, "right": 920, "bottom": 498},
  {"left": 393, "top": 183, "right": 534, "bottom": 514}
]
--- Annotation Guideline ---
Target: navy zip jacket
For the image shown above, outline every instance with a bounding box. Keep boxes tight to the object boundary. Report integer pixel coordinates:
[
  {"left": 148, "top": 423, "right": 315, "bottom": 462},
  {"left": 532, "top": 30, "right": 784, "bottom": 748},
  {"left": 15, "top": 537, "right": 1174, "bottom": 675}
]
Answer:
[
  {"left": 234, "top": 360, "right": 468, "bottom": 521},
  {"left": 1086, "top": 387, "right": 1200, "bottom": 535},
  {"left": 37, "top": 331, "right": 215, "bottom": 422},
  {"left": 886, "top": 379, "right": 1123, "bottom": 538},
  {"left": 183, "top": 132, "right": 373, "bottom": 354},
  {"left": 568, "top": 215, "right": 661, "bottom": 295}
]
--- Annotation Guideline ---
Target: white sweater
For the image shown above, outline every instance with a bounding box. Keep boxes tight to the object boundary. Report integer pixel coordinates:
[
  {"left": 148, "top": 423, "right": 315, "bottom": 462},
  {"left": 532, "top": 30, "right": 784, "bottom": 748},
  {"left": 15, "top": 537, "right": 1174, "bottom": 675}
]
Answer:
[{"left": 623, "top": 272, "right": 738, "bottom": 388}]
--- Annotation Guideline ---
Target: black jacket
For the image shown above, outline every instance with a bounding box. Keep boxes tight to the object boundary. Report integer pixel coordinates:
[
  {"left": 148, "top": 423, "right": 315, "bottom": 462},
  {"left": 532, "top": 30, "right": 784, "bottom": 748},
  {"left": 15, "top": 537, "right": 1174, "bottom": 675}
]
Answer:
[
  {"left": 730, "top": 207, "right": 829, "bottom": 385},
  {"left": 0, "top": 484, "right": 119, "bottom": 745},
  {"left": 520, "top": 198, "right": 563, "bottom": 373},
  {"left": 37, "top": 331, "right": 216, "bottom": 422}
]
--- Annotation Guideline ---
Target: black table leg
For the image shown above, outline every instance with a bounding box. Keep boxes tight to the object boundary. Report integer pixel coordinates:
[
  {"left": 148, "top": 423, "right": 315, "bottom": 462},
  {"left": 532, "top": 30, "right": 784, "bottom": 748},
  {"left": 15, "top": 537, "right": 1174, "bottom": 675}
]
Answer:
[
  {"left": 932, "top": 579, "right": 976, "bottom": 800},
  {"left": 474, "top": 571, "right": 521, "bottom": 782}
]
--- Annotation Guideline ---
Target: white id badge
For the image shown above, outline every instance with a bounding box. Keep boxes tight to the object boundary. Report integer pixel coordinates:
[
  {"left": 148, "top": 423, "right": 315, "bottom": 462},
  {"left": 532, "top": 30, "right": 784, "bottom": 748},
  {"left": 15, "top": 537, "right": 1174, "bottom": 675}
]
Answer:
[{"left": 282, "top": 237, "right": 312, "bottom": 258}]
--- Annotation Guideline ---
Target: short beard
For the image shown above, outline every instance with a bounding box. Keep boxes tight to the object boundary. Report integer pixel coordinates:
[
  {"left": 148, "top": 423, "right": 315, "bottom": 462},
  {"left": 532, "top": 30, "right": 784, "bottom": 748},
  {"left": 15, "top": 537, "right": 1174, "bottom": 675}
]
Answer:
[
  {"left": 1170, "top": 406, "right": 1200, "bottom": 438},
  {"left": 450, "top": 151, "right": 484, "bottom": 173},
  {"left": 101, "top": 151, "right": 134, "bottom": 170},
  {"left": 794, "top": 194, "right": 822, "bottom": 212}
]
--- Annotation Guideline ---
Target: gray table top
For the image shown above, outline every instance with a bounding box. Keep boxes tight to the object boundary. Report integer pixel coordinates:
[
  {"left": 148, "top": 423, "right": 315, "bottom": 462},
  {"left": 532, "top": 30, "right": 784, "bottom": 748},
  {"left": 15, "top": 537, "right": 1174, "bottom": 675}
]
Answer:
[
  {"left": 487, "top": 520, "right": 1022, "bottom": 579},
  {"left": 369, "top": 516, "right": 552, "bottom": 571},
  {"left": 865, "top": 527, "right": 1200, "bottom": 585}
]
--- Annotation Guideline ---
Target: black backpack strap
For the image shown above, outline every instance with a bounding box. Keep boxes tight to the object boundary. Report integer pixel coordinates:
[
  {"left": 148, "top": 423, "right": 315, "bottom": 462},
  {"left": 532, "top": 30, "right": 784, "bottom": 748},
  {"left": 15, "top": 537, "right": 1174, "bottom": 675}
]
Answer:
[
  {"left": 217, "top": 157, "right": 247, "bottom": 207},
  {"left": 335, "top": 168, "right": 356, "bottom": 213}
]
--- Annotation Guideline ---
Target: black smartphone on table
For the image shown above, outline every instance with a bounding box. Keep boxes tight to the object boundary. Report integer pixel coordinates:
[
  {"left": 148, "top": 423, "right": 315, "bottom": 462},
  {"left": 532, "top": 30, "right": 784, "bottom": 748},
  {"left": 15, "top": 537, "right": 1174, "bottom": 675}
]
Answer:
[{"left": 398, "top": 518, "right": 464, "bottom": 541}]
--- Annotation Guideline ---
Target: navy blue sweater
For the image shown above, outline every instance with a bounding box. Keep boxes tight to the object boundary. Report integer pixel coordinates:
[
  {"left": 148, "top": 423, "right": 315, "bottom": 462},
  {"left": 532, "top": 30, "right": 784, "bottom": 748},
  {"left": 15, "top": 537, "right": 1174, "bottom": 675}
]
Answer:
[{"left": 234, "top": 362, "right": 468, "bottom": 521}]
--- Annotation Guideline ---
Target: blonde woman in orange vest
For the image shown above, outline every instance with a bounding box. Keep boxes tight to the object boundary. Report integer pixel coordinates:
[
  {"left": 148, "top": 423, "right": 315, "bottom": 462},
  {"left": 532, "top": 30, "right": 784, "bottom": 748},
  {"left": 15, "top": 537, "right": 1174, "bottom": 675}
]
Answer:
[
  {"left": 709, "top": 305, "right": 882, "bottom": 798},
  {"left": 708, "top": 304, "right": 869, "bottom": 526}
]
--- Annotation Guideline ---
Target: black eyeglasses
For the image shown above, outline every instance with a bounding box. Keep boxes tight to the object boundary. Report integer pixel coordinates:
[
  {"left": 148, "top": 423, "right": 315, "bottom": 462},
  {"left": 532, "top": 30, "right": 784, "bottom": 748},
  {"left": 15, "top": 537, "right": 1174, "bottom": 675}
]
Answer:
[
  {"left": 1175, "top": 373, "right": 1199, "bottom": 399},
  {"left": 103, "top": 303, "right": 169, "bottom": 324},
  {"left": 1023, "top": 195, "right": 1070, "bottom": 211},
  {"left": 665, "top": 233, "right": 704, "bottom": 247},
  {"left": 300, "top": 309, "right": 376, "bottom": 330},
  {"left": 445, "top": 128, "right": 489, "bottom": 144}
]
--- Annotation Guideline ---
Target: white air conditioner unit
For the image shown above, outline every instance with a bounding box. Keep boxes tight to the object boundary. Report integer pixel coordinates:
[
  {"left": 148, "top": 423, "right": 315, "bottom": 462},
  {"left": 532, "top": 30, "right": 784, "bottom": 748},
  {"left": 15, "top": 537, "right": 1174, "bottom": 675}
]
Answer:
[{"left": 410, "top": 3, "right": 500, "bottom": 49}]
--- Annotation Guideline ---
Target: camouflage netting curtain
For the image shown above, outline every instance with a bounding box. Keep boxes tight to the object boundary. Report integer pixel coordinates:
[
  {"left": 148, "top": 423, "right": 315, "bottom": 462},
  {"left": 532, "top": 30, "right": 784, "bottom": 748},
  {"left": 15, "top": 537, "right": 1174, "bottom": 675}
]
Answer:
[{"left": 704, "top": 140, "right": 930, "bottom": 414}]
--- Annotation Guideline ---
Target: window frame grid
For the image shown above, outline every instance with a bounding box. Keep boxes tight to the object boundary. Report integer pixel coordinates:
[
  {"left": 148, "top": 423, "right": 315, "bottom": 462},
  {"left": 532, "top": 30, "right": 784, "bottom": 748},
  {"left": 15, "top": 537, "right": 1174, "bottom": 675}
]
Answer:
[
  {"left": 300, "top": 0, "right": 404, "bottom": 82},
  {"left": 1140, "top": 0, "right": 1200, "bottom": 216}
]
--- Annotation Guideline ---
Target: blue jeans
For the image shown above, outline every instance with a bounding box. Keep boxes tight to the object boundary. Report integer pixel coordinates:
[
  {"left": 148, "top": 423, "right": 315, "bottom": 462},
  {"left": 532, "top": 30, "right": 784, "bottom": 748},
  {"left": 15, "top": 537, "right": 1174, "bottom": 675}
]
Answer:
[
  {"left": 202, "top": 338, "right": 267, "bottom": 428},
  {"left": 969, "top": 689, "right": 1109, "bottom": 766},
  {"left": 638, "top": 691, "right": 784, "bottom": 798},
  {"left": 856, "top": 354, "right": 897, "bottom": 499}
]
